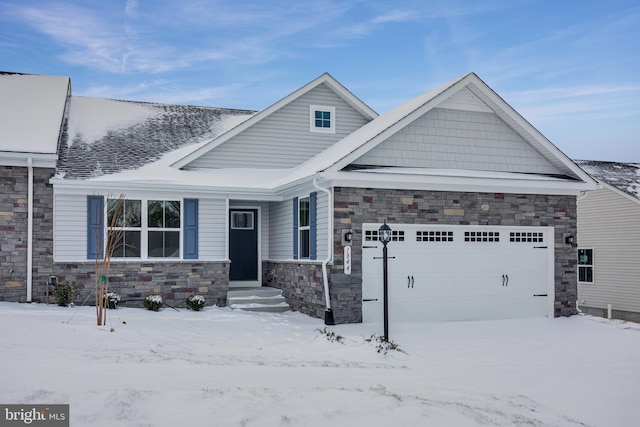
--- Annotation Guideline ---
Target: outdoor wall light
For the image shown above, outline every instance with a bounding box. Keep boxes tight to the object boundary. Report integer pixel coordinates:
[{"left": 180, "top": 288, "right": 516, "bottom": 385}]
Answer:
[
  {"left": 565, "top": 235, "right": 577, "bottom": 247},
  {"left": 344, "top": 230, "right": 353, "bottom": 243}
]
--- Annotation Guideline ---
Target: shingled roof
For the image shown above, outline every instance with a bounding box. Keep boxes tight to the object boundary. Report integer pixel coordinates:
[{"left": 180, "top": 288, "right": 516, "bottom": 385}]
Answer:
[
  {"left": 57, "top": 96, "right": 255, "bottom": 179},
  {"left": 575, "top": 160, "right": 640, "bottom": 201}
]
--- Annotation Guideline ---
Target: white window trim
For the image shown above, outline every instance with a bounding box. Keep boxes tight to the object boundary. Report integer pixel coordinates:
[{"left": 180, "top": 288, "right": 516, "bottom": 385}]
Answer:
[
  {"left": 577, "top": 247, "right": 594, "bottom": 284},
  {"left": 107, "top": 198, "right": 182, "bottom": 261},
  {"left": 298, "top": 196, "right": 311, "bottom": 259},
  {"left": 310, "top": 105, "right": 336, "bottom": 134}
]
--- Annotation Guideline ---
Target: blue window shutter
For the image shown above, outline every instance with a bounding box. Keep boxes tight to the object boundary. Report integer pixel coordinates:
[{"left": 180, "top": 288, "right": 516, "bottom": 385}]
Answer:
[
  {"left": 87, "top": 195, "right": 104, "bottom": 260},
  {"left": 183, "top": 199, "right": 198, "bottom": 259},
  {"left": 293, "top": 197, "right": 298, "bottom": 260},
  {"left": 310, "top": 192, "right": 317, "bottom": 260}
]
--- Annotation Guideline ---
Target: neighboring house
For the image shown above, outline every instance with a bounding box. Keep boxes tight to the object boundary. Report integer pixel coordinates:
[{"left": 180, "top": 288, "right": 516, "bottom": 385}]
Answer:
[
  {"left": 574, "top": 160, "right": 640, "bottom": 321},
  {"left": 1, "top": 72, "right": 598, "bottom": 324},
  {"left": 0, "top": 72, "right": 70, "bottom": 302}
]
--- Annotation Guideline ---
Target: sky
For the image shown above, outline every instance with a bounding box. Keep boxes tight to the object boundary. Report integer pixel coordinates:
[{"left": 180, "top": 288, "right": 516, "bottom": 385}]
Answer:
[{"left": 1, "top": 0, "right": 638, "bottom": 162}]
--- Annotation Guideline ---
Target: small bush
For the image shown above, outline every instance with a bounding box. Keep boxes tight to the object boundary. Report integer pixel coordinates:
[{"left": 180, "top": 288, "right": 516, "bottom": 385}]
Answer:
[
  {"left": 186, "top": 295, "right": 205, "bottom": 311},
  {"left": 54, "top": 281, "right": 74, "bottom": 307},
  {"left": 104, "top": 292, "right": 121, "bottom": 309},
  {"left": 365, "top": 335, "right": 407, "bottom": 355},
  {"left": 316, "top": 327, "right": 345, "bottom": 344},
  {"left": 143, "top": 294, "right": 163, "bottom": 311}
]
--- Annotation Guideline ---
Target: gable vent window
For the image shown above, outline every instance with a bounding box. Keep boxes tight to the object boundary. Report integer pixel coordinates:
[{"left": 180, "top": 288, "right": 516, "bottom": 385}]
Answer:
[
  {"left": 417, "top": 230, "right": 454, "bottom": 242},
  {"left": 310, "top": 105, "right": 335, "bottom": 134},
  {"left": 464, "top": 231, "right": 500, "bottom": 242},
  {"left": 365, "top": 230, "right": 405, "bottom": 242},
  {"left": 510, "top": 232, "right": 544, "bottom": 243}
]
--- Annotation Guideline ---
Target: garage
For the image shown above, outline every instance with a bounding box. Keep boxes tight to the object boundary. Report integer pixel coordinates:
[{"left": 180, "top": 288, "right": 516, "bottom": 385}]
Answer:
[{"left": 362, "top": 224, "right": 555, "bottom": 322}]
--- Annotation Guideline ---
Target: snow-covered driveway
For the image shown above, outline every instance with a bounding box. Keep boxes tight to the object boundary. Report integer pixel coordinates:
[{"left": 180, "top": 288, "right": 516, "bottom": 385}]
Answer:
[{"left": 1, "top": 302, "right": 637, "bottom": 426}]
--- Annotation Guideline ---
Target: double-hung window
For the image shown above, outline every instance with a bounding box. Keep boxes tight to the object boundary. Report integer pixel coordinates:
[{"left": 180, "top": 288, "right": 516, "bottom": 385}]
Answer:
[
  {"left": 293, "top": 193, "right": 317, "bottom": 260},
  {"left": 577, "top": 248, "right": 594, "bottom": 283},
  {"left": 107, "top": 198, "right": 181, "bottom": 259},
  {"left": 578, "top": 249, "right": 593, "bottom": 283},
  {"left": 148, "top": 200, "right": 181, "bottom": 258},
  {"left": 107, "top": 199, "right": 142, "bottom": 258},
  {"left": 298, "top": 197, "right": 310, "bottom": 259}
]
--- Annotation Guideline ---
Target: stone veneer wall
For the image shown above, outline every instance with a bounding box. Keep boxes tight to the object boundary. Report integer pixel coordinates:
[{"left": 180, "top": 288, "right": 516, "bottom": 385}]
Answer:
[
  {"left": 1, "top": 165, "right": 229, "bottom": 307},
  {"left": 262, "top": 261, "right": 327, "bottom": 318},
  {"left": 0, "top": 166, "right": 55, "bottom": 302},
  {"left": 50, "top": 262, "right": 229, "bottom": 308},
  {"left": 264, "top": 187, "right": 578, "bottom": 324}
]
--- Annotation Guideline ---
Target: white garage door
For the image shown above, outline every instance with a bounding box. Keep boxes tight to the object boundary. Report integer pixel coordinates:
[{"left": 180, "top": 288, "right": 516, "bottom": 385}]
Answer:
[{"left": 362, "top": 224, "right": 554, "bottom": 322}]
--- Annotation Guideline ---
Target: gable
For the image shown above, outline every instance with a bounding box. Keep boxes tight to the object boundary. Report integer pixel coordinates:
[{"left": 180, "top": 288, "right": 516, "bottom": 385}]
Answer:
[
  {"left": 351, "top": 107, "right": 562, "bottom": 176},
  {"left": 0, "top": 73, "right": 70, "bottom": 166},
  {"left": 184, "top": 82, "right": 373, "bottom": 170}
]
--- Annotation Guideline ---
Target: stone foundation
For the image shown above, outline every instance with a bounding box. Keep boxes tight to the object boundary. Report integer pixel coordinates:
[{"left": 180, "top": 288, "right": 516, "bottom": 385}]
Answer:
[
  {"left": 262, "top": 187, "right": 578, "bottom": 324},
  {"left": 44, "top": 261, "right": 230, "bottom": 308},
  {"left": 262, "top": 261, "right": 327, "bottom": 318}
]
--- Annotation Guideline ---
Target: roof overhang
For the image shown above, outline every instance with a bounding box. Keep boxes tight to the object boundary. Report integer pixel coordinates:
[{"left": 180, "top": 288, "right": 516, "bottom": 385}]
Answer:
[
  {"left": 1, "top": 152, "right": 58, "bottom": 168},
  {"left": 322, "top": 168, "right": 597, "bottom": 196}
]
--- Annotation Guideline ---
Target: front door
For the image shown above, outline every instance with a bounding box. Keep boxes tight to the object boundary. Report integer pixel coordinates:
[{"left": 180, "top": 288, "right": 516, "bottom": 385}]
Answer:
[{"left": 229, "top": 209, "right": 259, "bottom": 284}]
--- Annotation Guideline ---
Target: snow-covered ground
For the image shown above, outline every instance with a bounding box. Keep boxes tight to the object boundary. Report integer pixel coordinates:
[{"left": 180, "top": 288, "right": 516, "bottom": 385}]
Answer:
[{"left": 1, "top": 302, "right": 638, "bottom": 427}]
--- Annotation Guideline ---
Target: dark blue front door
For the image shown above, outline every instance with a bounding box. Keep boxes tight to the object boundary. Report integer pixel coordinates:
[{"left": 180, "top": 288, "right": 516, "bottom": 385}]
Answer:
[{"left": 229, "top": 209, "right": 258, "bottom": 282}]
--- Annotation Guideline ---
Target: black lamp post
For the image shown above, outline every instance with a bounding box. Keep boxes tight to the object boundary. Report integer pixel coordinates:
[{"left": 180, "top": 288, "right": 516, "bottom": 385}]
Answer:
[{"left": 379, "top": 221, "right": 392, "bottom": 341}]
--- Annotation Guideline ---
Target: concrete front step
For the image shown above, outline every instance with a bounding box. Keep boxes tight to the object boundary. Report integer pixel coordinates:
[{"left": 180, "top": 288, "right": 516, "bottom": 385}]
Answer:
[{"left": 228, "top": 287, "right": 290, "bottom": 313}]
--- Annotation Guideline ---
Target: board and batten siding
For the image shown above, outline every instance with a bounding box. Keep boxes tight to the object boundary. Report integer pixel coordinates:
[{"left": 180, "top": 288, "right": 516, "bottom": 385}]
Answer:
[
  {"left": 267, "top": 191, "right": 328, "bottom": 261},
  {"left": 577, "top": 187, "right": 640, "bottom": 313},
  {"left": 186, "top": 83, "right": 372, "bottom": 169},
  {"left": 353, "top": 107, "right": 562, "bottom": 175}
]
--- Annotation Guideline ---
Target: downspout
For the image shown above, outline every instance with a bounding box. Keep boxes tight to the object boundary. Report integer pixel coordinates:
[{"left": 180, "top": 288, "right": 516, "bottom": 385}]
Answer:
[
  {"left": 313, "top": 178, "right": 335, "bottom": 325},
  {"left": 26, "top": 158, "right": 33, "bottom": 302}
]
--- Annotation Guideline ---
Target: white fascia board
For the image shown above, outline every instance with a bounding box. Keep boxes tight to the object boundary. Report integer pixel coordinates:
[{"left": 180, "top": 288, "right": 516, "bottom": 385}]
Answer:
[
  {"left": 324, "top": 170, "right": 597, "bottom": 196},
  {"left": 325, "top": 75, "right": 470, "bottom": 174},
  {"left": 171, "top": 73, "right": 377, "bottom": 169},
  {"left": 465, "top": 78, "right": 597, "bottom": 186},
  {"left": 50, "top": 179, "right": 285, "bottom": 201},
  {"left": 1, "top": 152, "right": 58, "bottom": 168}
]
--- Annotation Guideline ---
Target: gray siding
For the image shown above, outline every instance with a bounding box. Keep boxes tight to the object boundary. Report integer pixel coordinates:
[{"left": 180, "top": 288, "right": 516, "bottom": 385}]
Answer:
[
  {"left": 199, "top": 198, "right": 227, "bottom": 259},
  {"left": 353, "top": 108, "right": 562, "bottom": 175},
  {"left": 186, "top": 83, "right": 372, "bottom": 169},
  {"left": 54, "top": 193, "right": 228, "bottom": 261},
  {"left": 577, "top": 187, "right": 640, "bottom": 313},
  {"left": 268, "top": 200, "right": 293, "bottom": 260},
  {"left": 54, "top": 193, "right": 87, "bottom": 262},
  {"left": 267, "top": 192, "right": 328, "bottom": 261}
]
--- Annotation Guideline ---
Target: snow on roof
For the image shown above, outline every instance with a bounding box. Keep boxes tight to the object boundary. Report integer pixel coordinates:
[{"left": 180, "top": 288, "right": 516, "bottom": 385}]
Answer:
[
  {"left": 575, "top": 160, "right": 640, "bottom": 200},
  {"left": 280, "top": 74, "right": 469, "bottom": 184},
  {"left": 0, "top": 72, "right": 69, "bottom": 154},
  {"left": 57, "top": 97, "right": 255, "bottom": 179}
]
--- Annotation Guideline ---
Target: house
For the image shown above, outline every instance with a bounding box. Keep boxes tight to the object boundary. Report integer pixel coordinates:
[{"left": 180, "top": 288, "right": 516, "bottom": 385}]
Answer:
[
  {"left": 0, "top": 72, "right": 70, "bottom": 302},
  {"left": 574, "top": 160, "right": 640, "bottom": 321},
  {"left": 1, "top": 72, "right": 598, "bottom": 324}
]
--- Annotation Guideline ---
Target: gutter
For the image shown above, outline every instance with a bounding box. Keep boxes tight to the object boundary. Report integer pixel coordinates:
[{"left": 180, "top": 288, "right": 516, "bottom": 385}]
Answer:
[
  {"left": 27, "top": 158, "right": 33, "bottom": 302},
  {"left": 312, "top": 178, "right": 335, "bottom": 325}
]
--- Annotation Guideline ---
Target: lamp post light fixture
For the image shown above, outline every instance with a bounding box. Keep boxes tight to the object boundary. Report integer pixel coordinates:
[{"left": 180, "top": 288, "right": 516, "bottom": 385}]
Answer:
[{"left": 379, "top": 221, "right": 392, "bottom": 341}]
